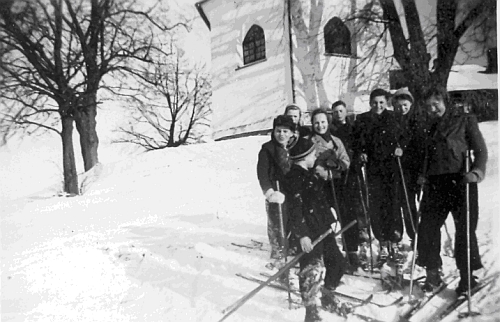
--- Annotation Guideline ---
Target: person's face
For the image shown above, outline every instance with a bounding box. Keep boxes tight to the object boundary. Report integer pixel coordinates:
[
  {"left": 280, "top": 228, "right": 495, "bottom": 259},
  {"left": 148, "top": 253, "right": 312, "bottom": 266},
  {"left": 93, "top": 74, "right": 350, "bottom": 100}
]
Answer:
[
  {"left": 312, "top": 113, "right": 329, "bottom": 135},
  {"left": 273, "top": 126, "right": 293, "bottom": 146},
  {"left": 332, "top": 105, "right": 347, "bottom": 123},
  {"left": 370, "top": 96, "right": 387, "bottom": 114},
  {"left": 315, "top": 164, "right": 329, "bottom": 180},
  {"left": 394, "top": 99, "right": 412, "bottom": 116},
  {"left": 286, "top": 109, "right": 301, "bottom": 125},
  {"left": 426, "top": 95, "right": 447, "bottom": 119}
]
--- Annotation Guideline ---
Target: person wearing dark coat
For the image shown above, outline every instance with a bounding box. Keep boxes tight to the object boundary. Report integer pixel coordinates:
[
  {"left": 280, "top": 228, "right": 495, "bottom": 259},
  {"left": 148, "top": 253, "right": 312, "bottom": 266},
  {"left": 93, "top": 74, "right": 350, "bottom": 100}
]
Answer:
[
  {"left": 416, "top": 87, "right": 487, "bottom": 294},
  {"left": 392, "top": 88, "right": 427, "bottom": 245},
  {"left": 285, "top": 137, "right": 348, "bottom": 322},
  {"left": 353, "top": 88, "right": 404, "bottom": 263},
  {"left": 330, "top": 101, "right": 368, "bottom": 271},
  {"left": 257, "top": 115, "right": 297, "bottom": 262}
]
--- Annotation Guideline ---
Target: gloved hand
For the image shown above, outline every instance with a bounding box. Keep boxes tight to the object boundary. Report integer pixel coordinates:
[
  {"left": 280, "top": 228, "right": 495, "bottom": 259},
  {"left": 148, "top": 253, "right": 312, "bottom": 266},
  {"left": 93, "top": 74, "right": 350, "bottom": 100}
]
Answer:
[
  {"left": 326, "top": 158, "right": 340, "bottom": 170},
  {"left": 359, "top": 153, "right": 368, "bottom": 163},
  {"left": 394, "top": 147, "right": 403, "bottom": 157},
  {"left": 300, "top": 236, "right": 313, "bottom": 253},
  {"left": 463, "top": 171, "right": 479, "bottom": 183},
  {"left": 417, "top": 175, "right": 427, "bottom": 186},
  {"left": 267, "top": 191, "right": 285, "bottom": 204}
]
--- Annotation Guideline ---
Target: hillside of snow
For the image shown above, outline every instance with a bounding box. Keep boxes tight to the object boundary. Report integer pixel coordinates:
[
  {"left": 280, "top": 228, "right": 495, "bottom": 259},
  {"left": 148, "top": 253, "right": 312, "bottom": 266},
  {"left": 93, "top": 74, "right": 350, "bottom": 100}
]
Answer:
[{"left": 1, "top": 121, "right": 499, "bottom": 322}]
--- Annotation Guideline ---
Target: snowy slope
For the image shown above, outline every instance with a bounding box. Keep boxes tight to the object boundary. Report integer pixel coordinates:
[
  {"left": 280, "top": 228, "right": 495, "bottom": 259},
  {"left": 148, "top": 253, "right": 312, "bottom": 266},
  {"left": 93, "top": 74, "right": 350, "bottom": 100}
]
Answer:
[{"left": 1, "top": 122, "right": 499, "bottom": 322}]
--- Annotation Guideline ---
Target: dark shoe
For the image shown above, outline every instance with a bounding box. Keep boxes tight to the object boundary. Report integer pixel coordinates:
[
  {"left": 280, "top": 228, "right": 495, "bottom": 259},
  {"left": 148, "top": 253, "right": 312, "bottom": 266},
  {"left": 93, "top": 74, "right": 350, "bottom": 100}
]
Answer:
[
  {"left": 391, "top": 230, "right": 402, "bottom": 243},
  {"left": 456, "top": 272, "right": 478, "bottom": 295},
  {"left": 321, "top": 288, "right": 352, "bottom": 317},
  {"left": 378, "top": 242, "right": 389, "bottom": 266},
  {"left": 304, "top": 305, "right": 322, "bottom": 322},
  {"left": 270, "top": 248, "right": 281, "bottom": 260},
  {"left": 388, "top": 243, "right": 406, "bottom": 263},
  {"left": 345, "top": 252, "right": 361, "bottom": 273},
  {"left": 358, "top": 229, "right": 370, "bottom": 243},
  {"left": 421, "top": 268, "right": 443, "bottom": 292}
]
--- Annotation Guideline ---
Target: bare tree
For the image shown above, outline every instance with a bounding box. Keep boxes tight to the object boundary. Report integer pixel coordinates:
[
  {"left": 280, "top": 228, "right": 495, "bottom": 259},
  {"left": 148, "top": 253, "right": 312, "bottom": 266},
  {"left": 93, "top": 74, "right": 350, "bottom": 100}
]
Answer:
[
  {"left": 0, "top": 0, "right": 185, "bottom": 194},
  {"left": 114, "top": 50, "right": 211, "bottom": 150},
  {"left": 347, "top": 0, "right": 496, "bottom": 105}
]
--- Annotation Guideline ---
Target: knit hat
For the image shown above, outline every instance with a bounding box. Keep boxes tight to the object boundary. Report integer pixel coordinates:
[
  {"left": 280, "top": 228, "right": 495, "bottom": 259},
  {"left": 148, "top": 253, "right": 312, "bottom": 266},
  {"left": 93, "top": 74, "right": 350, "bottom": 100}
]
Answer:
[
  {"left": 289, "top": 137, "right": 315, "bottom": 160},
  {"left": 393, "top": 88, "right": 414, "bottom": 104},
  {"left": 273, "top": 115, "right": 296, "bottom": 132}
]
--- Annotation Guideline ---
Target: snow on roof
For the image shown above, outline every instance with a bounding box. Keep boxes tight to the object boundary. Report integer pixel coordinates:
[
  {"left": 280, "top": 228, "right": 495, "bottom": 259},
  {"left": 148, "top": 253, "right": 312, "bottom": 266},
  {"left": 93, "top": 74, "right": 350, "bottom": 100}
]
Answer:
[{"left": 447, "top": 64, "right": 497, "bottom": 91}]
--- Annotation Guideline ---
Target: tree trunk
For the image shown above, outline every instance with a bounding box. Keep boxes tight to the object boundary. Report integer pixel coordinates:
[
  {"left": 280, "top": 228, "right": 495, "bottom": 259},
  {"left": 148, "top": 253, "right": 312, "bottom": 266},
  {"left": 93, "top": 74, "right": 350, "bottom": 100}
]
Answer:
[
  {"left": 61, "top": 115, "right": 79, "bottom": 195},
  {"left": 74, "top": 95, "right": 99, "bottom": 171}
]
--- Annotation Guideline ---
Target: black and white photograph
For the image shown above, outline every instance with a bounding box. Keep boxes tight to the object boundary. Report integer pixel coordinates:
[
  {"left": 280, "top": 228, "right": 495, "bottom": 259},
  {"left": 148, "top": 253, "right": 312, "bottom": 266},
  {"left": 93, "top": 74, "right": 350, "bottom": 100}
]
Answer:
[{"left": 1, "top": 0, "right": 498, "bottom": 321}]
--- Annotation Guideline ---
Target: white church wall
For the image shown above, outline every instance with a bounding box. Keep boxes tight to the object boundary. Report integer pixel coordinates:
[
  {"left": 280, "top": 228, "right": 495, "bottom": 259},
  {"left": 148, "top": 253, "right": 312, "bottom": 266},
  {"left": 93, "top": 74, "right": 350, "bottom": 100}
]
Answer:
[
  {"left": 290, "top": 1, "right": 355, "bottom": 113},
  {"left": 203, "top": 0, "right": 292, "bottom": 139},
  {"left": 200, "top": 0, "right": 495, "bottom": 138}
]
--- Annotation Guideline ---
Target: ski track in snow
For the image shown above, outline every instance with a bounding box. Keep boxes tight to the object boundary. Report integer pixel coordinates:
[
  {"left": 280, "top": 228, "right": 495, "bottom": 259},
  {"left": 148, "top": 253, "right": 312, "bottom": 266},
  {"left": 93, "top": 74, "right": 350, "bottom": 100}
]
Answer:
[{"left": 1, "top": 122, "right": 499, "bottom": 322}]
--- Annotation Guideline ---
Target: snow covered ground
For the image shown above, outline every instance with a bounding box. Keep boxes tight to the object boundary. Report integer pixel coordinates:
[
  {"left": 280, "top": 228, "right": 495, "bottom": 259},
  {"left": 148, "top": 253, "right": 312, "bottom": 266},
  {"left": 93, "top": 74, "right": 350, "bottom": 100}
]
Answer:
[{"left": 1, "top": 121, "right": 499, "bottom": 322}]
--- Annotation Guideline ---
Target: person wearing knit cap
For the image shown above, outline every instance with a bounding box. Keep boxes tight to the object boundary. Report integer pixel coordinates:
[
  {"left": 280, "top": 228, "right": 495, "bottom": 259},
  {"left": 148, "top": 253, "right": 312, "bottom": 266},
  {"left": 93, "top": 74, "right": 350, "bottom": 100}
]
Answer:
[
  {"left": 256, "top": 115, "right": 297, "bottom": 264},
  {"left": 285, "top": 137, "right": 350, "bottom": 321},
  {"left": 392, "top": 88, "right": 426, "bottom": 247},
  {"left": 284, "top": 103, "right": 312, "bottom": 138}
]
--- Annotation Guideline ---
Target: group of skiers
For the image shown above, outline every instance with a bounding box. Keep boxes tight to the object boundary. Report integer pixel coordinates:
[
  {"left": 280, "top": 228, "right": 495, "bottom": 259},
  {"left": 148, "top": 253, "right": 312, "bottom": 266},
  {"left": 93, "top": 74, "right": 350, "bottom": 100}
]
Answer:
[{"left": 256, "top": 86, "right": 488, "bottom": 322}]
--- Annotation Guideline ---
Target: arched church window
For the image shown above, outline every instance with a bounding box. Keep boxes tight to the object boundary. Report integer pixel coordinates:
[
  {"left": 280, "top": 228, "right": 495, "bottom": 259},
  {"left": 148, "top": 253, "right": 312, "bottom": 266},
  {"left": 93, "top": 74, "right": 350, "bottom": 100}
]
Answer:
[
  {"left": 243, "top": 25, "right": 266, "bottom": 65},
  {"left": 324, "top": 17, "right": 351, "bottom": 56}
]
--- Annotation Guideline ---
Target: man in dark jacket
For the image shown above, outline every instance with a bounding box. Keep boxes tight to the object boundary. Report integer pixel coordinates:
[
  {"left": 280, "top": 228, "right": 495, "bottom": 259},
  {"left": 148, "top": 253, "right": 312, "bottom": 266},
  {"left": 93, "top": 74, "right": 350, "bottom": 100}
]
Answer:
[
  {"left": 330, "top": 100, "right": 368, "bottom": 271},
  {"left": 286, "top": 137, "right": 348, "bottom": 321},
  {"left": 353, "top": 89, "right": 403, "bottom": 264},
  {"left": 416, "top": 87, "right": 487, "bottom": 293}
]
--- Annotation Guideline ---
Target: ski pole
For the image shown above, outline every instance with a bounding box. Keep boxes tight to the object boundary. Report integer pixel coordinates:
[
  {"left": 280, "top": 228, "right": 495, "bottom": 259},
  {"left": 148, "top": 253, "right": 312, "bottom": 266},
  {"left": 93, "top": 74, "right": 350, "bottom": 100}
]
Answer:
[
  {"left": 360, "top": 163, "right": 369, "bottom": 208},
  {"left": 275, "top": 181, "right": 291, "bottom": 309},
  {"left": 396, "top": 156, "right": 416, "bottom": 233},
  {"left": 459, "top": 150, "right": 480, "bottom": 318},
  {"left": 328, "top": 169, "right": 351, "bottom": 267},
  {"left": 218, "top": 220, "right": 357, "bottom": 322},
  {"left": 357, "top": 174, "right": 374, "bottom": 275},
  {"left": 408, "top": 185, "right": 424, "bottom": 300}
]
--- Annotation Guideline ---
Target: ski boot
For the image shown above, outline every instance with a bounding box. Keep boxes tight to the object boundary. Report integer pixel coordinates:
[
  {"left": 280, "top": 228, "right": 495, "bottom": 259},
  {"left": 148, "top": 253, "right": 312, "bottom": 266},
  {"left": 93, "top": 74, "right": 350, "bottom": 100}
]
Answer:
[
  {"left": 421, "top": 267, "right": 443, "bottom": 292},
  {"left": 377, "top": 241, "right": 389, "bottom": 268},
  {"left": 389, "top": 242, "right": 407, "bottom": 263},
  {"left": 456, "top": 270, "right": 478, "bottom": 295},
  {"left": 358, "top": 242, "right": 371, "bottom": 271},
  {"left": 321, "top": 287, "right": 353, "bottom": 317},
  {"left": 304, "top": 305, "right": 322, "bottom": 322},
  {"left": 358, "top": 228, "right": 370, "bottom": 243},
  {"left": 380, "top": 243, "right": 406, "bottom": 290},
  {"left": 345, "top": 251, "right": 361, "bottom": 274}
]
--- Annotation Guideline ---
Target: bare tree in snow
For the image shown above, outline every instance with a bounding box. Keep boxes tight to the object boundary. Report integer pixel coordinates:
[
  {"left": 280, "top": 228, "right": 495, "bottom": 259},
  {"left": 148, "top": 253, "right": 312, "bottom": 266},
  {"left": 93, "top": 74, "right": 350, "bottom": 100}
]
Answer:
[
  {"left": 346, "top": 0, "right": 496, "bottom": 105},
  {"left": 0, "top": 0, "right": 186, "bottom": 194},
  {"left": 114, "top": 49, "right": 211, "bottom": 150}
]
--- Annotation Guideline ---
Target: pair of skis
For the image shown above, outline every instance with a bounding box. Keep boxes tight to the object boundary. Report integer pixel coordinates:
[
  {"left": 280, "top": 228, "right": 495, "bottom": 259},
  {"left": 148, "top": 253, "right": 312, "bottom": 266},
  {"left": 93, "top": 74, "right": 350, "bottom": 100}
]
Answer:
[{"left": 236, "top": 272, "right": 404, "bottom": 309}]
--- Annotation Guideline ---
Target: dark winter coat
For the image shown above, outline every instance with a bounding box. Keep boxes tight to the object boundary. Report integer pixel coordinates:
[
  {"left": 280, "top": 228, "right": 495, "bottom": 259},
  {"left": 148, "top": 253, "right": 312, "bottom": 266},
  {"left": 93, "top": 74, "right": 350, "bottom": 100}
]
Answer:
[
  {"left": 330, "top": 119, "right": 356, "bottom": 160},
  {"left": 256, "top": 135, "right": 297, "bottom": 194},
  {"left": 396, "top": 111, "right": 427, "bottom": 172},
  {"left": 425, "top": 111, "right": 487, "bottom": 181},
  {"left": 285, "top": 164, "right": 336, "bottom": 241},
  {"left": 353, "top": 109, "right": 401, "bottom": 173},
  {"left": 297, "top": 125, "right": 312, "bottom": 138}
]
